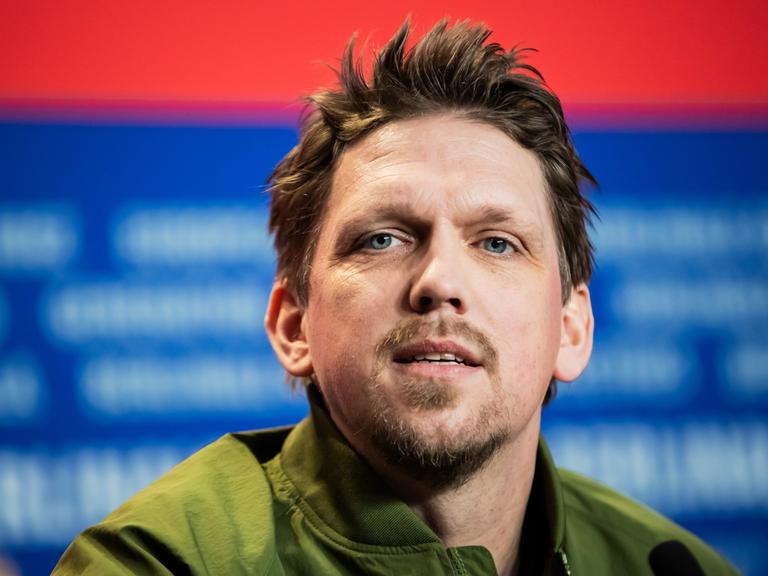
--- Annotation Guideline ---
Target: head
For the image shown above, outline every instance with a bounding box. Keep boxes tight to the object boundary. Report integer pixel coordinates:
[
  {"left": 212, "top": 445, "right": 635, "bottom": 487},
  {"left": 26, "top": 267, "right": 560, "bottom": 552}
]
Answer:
[
  {"left": 266, "top": 20, "right": 596, "bottom": 488},
  {"left": 270, "top": 20, "right": 596, "bottom": 304}
]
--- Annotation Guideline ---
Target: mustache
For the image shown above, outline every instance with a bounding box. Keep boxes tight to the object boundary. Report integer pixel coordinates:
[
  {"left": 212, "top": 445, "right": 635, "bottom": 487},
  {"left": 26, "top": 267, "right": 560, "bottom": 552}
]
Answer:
[{"left": 375, "top": 316, "right": 498, "bottom": 372}]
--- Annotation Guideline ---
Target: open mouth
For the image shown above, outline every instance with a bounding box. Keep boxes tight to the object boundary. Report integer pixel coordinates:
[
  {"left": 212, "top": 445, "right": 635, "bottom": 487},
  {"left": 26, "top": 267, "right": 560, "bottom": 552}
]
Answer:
[{"left": 394, "top": 353, "right": 480, "bottom": 367}]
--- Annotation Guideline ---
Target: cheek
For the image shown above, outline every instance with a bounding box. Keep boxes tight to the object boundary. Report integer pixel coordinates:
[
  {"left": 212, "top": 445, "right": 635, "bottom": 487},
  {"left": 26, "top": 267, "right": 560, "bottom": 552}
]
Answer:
[
  {"left": 304, "top": 272, "right": 397, "bottom": 420},
  {"left": 493, "top": 282, "right": 563, "bottom": 388},
  {"left": 309, "top": 271, "right": 371, "bottom": 334},
  {"left": 305, "top": 272, "right": 387, "bottom": 376}
]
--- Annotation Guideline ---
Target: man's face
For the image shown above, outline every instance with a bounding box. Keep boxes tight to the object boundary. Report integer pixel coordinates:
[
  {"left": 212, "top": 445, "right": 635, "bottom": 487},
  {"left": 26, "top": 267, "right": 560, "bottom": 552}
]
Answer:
[{"left": 286, "top": 114, "right": 583, "bottom": 484}]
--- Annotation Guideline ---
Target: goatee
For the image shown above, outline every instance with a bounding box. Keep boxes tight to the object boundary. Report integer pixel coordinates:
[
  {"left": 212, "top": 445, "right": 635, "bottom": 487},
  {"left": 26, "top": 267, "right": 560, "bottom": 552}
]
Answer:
[{"left": 364, "top": 316, "right": 511, "bottom": 490}]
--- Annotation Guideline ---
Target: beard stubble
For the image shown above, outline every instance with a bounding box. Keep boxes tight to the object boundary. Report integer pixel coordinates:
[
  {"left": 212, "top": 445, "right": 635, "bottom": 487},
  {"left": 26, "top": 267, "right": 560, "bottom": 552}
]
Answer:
[{"left": 362, "top": 316, "right": 512, "bottom": 490}]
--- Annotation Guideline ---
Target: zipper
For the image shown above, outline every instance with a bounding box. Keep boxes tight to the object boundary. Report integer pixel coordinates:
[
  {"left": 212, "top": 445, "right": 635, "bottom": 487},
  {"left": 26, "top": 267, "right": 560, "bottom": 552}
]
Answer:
[
  {"left": 556, "top": 548, "right": 572, "bottom": 576},
  {"left": 447, "top": 548, "right": 469, "bottom": 576}
]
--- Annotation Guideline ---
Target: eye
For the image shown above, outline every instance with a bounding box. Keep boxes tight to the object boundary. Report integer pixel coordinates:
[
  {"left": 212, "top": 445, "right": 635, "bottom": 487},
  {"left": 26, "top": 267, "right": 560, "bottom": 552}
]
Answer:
[
  {"left": 364, "top": 233, "right": 399, "bottom": 250},
  {"left": 482, "top": 237, "right": 514, "bottom": 254}
]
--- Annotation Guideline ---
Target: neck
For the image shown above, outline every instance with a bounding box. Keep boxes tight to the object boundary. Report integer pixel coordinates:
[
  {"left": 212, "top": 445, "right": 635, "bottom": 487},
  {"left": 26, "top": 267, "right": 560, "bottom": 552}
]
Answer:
[{"left": 370, "top": 418, "right": 541, "bottom": 576}]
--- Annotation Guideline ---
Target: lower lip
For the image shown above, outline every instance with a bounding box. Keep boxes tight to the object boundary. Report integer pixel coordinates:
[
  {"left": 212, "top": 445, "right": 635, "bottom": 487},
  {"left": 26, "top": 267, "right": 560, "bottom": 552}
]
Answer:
[{"left": 392, "top": 361, "right": 483, "bottom": 378}]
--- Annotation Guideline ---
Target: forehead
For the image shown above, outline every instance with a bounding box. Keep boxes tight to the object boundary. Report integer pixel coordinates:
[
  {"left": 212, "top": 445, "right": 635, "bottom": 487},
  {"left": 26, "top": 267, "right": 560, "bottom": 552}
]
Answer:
[{"left": 325, "top": 114, "right": 554, "bottom": 239}]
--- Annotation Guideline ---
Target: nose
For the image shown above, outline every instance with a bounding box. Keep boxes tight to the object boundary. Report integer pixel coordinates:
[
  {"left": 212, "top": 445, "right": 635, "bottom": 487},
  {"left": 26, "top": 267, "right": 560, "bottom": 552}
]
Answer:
[{"left": 408, "top": 234, "right": 468, "bottom": 314}]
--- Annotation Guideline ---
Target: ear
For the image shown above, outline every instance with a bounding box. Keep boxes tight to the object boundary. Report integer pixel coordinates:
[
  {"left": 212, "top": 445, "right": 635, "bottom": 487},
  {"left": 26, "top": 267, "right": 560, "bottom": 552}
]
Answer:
[
  {"left": 265, "top": 280, "right": 314, "bottom": 378},
  {"left": 553, "top": 283, "right": 594, "bottom": 383}
]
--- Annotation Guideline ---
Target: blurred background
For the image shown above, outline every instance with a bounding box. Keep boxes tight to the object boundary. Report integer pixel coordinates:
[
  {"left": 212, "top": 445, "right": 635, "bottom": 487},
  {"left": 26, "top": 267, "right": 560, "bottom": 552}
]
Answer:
[{"left": 1, "top": 1, "right": 766, "bottom": 574}]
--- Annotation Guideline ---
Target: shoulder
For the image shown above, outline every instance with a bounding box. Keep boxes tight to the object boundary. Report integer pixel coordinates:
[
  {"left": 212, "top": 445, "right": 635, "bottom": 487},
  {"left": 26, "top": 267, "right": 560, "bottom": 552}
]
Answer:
[
  {"left": 108, "top": 429, "right": 291, "bottom": 525},
  {"left": 53, "top": 428, "right": 294, "bottom": 575},
  {"left": 558, "top": 468, "right": 738, "bottom": 575}
]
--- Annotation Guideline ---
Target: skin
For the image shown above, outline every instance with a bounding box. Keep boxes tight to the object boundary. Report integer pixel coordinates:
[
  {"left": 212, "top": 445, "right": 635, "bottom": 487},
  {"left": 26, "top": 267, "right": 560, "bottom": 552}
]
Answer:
[{"left": 266, "top": 114, "right": 594, "bottom": 575}]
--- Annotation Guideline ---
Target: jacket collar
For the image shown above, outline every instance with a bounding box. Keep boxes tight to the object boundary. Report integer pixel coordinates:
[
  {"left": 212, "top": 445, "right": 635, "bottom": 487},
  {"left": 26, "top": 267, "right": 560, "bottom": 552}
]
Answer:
[
  {"left": 278, "top": 386, "right": 567, "bottom": 557},
  {"left": 535, "top": 433, "right": 567, "bottom": 554}
]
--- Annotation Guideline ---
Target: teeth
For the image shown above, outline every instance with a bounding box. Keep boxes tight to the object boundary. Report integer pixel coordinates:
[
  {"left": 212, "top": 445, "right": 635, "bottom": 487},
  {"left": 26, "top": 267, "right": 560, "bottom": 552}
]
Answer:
[{"left": 411, "top": 353, "right": 466, "bottom": 364}]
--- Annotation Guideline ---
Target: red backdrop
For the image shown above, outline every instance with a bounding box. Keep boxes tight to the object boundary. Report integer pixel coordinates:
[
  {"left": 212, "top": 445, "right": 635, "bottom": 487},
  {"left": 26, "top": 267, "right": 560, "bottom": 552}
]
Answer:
[{"left": 2, "top": 0, "right": 766, "bottom": 116}]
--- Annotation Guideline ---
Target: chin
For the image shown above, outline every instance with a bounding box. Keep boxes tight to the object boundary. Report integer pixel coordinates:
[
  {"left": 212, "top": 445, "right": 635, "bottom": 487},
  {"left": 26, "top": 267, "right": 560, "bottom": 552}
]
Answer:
[{"left": 364, "top": 380, "right": 513, "bottom": 490}]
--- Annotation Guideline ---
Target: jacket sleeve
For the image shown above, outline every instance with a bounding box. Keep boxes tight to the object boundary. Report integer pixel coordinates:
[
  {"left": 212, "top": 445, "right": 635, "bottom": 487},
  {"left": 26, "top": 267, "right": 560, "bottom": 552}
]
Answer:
[
  {"left": 52, "top": 523, "right": 184, "bottom": 575},
  {"left": 51, "top": 435, "right": 283, "bottom": 576}
]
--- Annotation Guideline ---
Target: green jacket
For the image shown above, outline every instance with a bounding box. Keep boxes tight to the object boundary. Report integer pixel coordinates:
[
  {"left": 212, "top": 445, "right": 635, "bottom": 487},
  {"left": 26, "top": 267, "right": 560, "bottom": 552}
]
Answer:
[{"left": 53, "top": 399, "right": 737, "bottom": 575}]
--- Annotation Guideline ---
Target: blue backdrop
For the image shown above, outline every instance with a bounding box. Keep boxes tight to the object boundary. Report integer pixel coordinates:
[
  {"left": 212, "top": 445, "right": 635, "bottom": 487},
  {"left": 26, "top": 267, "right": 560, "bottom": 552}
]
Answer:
[{"left": 0, "top": 122, "right": 766, "bottom": 575}]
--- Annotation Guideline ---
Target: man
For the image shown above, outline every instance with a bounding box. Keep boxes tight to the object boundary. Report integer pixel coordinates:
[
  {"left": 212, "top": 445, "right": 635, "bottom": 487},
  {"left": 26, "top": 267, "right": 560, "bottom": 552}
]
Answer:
[{"left": 54, "top": 20, "right": 736, "bottom": 575}]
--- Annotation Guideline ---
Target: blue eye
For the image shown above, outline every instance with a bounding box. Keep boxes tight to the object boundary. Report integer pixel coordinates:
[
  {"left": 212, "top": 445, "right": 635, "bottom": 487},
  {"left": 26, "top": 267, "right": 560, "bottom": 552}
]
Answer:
[
  {"left": 483, "top": 237, "right": 512, "bottom": 254},
  {"left": 366, "top": 233, "right": 393, "bottom": 250}
]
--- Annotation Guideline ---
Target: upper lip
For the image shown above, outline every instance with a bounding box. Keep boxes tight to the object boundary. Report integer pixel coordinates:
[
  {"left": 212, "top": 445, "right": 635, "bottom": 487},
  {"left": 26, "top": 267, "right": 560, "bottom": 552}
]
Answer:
[{"left": 392, "top": 339, "right": 482, "bottom": 367}]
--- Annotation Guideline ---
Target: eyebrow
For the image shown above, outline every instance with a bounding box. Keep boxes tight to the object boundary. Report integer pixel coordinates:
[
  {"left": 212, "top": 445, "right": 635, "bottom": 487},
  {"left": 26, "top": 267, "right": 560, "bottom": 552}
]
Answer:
[
  {"left": 333, "top": 201, "right": 546, "bottom": 253},
  {"left": 467, "top": 204, "right": 535, "bottom": 227}
]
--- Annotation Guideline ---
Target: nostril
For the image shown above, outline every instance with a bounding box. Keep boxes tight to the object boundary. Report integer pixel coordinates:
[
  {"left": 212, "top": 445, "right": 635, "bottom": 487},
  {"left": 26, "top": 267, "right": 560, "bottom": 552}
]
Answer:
[
  {"left": 419, "top": 296, "right": 432, "bottom": 309},
  {"left": 448, "top": 297, "right": 461, "bottom": 308}
]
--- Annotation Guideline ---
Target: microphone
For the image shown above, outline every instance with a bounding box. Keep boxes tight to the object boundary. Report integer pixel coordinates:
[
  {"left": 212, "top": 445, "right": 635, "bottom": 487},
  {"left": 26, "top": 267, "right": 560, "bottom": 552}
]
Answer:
[{"left": 648, "top": 540, "right": 705, "bottom": 576}]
